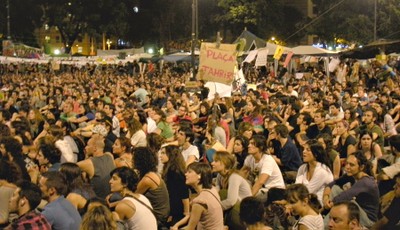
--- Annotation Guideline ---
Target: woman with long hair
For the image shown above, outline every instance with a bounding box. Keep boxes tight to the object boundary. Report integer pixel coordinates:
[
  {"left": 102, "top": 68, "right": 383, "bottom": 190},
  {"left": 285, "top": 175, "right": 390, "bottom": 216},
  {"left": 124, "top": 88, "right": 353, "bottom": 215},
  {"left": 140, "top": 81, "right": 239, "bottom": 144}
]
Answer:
[
  {"left": 112, "top": 136, "right": 133, "bottom": 168},
  {"left": 332, "top": 120, "right": 357, "bottom": 164},
  {"left": 232, "top": 135, "right": 249, "bottom": 169},
  {"left": 160, "top": 145, "right": 190, "bottom": 229},
  {"left": 133, "top": 146, "right": 170, "bottom": 226},
  {"left": 59, "top": 162, "right": 96, "bottom": 215},
  {"left": 226, "top": 121, "right": 253, "bottom": 154},
  {"left": 286, "top": 184, "right": 324, "bottom": 230},
  {"left": 125, "top": 117, "right": 147, "bottom": 147},
  {"left": 295, "top": 139, "right": 334, "bottom": 205},
  {"left": 317, "top": 133, "right": 341, "bottom": 180},
  {"left": 80, "top": 203, "right": 117, "bottom": 230},
  {"left": 343, "top": 108, "right": 360, "bottom": 131},
  {"left": 211, "top": 151, "right": 252, "bottom": 230},
  {"left": 109, "top": 167, "right": 157, "bottom": 229},
  {"left": 357, "top": 130, "right": 382, "bottom": 176},
  {"left": 323, "top": 151, "right": 380, "bottom": 228},
  {"left": 185, "top": 162, "right": 224, "bottom": 230},
  {"left": 243, "top": 99, "right": 263, "bottom": 133},
  {"left": 27, "top": 108, "right": 45, "bottom": 139}
]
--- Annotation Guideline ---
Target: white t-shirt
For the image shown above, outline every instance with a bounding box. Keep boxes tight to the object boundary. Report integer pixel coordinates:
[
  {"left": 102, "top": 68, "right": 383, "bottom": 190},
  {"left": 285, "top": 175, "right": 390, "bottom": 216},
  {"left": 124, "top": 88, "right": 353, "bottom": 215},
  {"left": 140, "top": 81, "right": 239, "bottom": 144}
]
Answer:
[
  {"left": 130, "top": 130, "right": 147, "bottom": 147},
  {"left": 295, "top": 163, "right": 334, "bottom": 205},
  {"left": 56, "top": 139, "right": 76, "bottom": 163},
  {"left": 181, "top": 145, "right": 199, "bottom": 162},
  {"left": 243, "top": 154, "right": 285, "bottom": 195},
  {"left": 147, "top": 118, "right": 157, "bottom": 134}
]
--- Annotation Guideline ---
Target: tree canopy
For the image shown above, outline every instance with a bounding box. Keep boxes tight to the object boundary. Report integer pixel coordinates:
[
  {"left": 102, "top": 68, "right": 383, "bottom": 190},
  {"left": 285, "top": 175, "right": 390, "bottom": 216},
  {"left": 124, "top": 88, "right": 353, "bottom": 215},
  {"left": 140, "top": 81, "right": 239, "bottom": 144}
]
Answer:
[{"left": 0, "top": 0, "right": 399, "bottom": 53}]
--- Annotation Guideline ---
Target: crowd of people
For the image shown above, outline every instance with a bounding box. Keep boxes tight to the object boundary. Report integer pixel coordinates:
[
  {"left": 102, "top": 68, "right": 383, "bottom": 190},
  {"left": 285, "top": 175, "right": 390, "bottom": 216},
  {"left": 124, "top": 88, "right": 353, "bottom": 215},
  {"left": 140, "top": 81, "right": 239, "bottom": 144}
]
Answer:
[{"left": 0, "top": 56, "right": 400, "bottom": 230}]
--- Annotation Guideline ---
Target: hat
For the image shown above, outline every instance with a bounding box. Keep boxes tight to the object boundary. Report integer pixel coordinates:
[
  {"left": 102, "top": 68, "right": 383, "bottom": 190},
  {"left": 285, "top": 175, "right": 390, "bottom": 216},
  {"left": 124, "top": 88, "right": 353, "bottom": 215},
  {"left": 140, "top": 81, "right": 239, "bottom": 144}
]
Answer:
[{"left": 92, "top": 124, "right": 108, "bottom": 137}]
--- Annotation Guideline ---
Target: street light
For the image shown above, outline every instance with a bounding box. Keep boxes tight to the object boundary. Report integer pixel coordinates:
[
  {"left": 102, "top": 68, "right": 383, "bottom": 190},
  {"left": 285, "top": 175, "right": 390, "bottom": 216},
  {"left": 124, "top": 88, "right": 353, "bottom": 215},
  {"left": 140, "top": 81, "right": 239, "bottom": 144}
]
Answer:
[{"left": 191, "top": 0, "right": 198, "bottom": 80}]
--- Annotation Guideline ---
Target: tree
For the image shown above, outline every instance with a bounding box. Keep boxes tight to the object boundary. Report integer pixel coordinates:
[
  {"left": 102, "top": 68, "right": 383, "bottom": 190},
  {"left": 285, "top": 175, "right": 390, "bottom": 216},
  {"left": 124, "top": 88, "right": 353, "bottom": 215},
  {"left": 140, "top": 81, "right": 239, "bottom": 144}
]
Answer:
[{"left": 309, "top": 0, "right": 400, "bottom": 45}]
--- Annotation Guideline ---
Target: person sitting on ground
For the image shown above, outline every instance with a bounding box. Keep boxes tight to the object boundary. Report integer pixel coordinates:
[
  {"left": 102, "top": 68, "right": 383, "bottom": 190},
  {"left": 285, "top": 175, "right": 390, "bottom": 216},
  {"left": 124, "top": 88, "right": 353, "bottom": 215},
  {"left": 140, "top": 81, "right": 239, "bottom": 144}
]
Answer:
[
  {"left": 328, "top": 201, "right": 366, "bottom": 230},
  {"left": 269, "top": 124, "right": 302, "bottom": 183},
  {"left": 39, "top": 171, "right": 82, "bottom": 230},
  {"left": 241, "top": 135, "right": 285, "bottom": 202},
  {"left": 372, "top": 172, "right": 400, "bottom": 230},
  {"left": 6, "top": 181, "right": 51, "bottom": 230},
  {"left": 323, "top": 151, "right": 379, "bottom": 228},
  {"left": 286, "top": 183, "right": 324, "bottom": 230},
  {"left": 239, "top": 196, "right": 272, "bottom": 230},
  {"left": 295, "top": 139, "right": 334, "bottom": 205}
]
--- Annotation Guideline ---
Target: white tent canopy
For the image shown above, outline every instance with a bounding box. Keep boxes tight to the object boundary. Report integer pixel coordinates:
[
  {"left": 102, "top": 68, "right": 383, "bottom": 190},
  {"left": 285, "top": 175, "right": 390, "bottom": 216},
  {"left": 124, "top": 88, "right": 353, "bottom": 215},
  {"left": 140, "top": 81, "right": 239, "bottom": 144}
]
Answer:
[{"left": 291, "top": 45, "right": 338, "bottom": 56}]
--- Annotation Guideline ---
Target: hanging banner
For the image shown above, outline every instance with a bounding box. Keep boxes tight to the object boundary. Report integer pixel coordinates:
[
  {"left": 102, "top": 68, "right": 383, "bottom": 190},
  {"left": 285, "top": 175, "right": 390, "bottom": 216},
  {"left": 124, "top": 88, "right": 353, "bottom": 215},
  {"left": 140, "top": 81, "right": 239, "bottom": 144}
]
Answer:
[
  {"left": 243, "top": 50, "right": 258, "bottom": 63},
  {"left": 283, "top": 51, "right": 294, "bottom": 68},
  {"left": 255, "top": 48, "right": 269, "bottom": 67},
  {"left": 273, "top": 45, "right": 284, "bottom": 60},
  {"left": 198, "top": 42, "right": 237, "bottom": 85}
]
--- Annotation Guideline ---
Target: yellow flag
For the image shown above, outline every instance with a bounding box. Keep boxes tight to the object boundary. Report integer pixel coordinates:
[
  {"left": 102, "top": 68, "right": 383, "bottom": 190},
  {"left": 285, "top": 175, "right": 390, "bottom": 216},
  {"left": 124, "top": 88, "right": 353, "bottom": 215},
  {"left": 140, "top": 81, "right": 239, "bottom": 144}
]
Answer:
[{"left": 273, "top": 45, "right": 284, "bottom": 60}]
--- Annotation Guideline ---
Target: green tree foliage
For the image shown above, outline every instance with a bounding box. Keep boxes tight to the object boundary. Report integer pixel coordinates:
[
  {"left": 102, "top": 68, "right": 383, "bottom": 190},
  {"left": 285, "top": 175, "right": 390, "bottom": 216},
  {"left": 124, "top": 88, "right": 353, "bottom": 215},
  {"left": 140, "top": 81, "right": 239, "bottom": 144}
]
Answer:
[{"left": 310, "top": 0, "right": 400, "bottom": 44}]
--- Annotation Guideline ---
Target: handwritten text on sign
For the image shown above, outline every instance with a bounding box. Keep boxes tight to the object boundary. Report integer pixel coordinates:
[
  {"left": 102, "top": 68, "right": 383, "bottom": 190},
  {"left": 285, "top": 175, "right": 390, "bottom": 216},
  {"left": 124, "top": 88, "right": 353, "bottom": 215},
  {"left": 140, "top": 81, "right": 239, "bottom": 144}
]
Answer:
[{"left": 199, "top": 45, "right": 237, "bottom": 85}]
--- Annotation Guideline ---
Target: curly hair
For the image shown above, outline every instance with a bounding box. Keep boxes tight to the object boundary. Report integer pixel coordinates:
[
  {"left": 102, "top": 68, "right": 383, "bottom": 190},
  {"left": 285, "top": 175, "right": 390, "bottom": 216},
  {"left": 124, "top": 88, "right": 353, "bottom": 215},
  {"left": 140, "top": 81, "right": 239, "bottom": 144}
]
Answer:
[
  {"left": 109, "top": 167, "right": 139, "bottom": 192},
  {"left": 0, "top": 159, "right": 22, "bottom": 183},
  {"left": 0, "top": 136, "right": 23, "bottom": 160},
  {"left": 133, "top": 147, "right": 158, "bottom": 178}
]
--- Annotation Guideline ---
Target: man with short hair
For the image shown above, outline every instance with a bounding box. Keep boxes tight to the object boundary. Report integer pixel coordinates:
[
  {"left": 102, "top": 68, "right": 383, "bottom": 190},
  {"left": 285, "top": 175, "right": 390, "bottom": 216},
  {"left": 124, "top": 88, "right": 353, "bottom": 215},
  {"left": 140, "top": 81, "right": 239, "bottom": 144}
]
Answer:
[
  {"left": 39, "top": 171, "right": 81, "bottom": 230},
  {"left": 328, "top": 201, "right": 366, "bottom": 230},
  {"left": 6, "top": 181, "right": 51, "bottom": 230},
  {"left": 362, "top": 108, "right": 385, "bottom": 151},
  {"left": 77, "top": 133, "right": 115, "bottom": 199},
  {"left": 241, "top": 135, "right": 285, "bottom": 200},
  {"left": 177, "top": 127, "right": 199, "bottom": 167},
  {"left": 270, "top": 124, "right": 302, "bottom": 183},
  {"left": 103, "top": 103, "right": 120, "bottom": 137}
]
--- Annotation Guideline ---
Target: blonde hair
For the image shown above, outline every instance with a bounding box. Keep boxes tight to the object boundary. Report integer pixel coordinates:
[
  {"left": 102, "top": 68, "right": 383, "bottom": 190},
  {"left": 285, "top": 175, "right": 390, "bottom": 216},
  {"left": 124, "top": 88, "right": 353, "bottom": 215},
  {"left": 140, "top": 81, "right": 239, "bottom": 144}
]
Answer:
[{"left": 80, "top": 204, "right": 117, "bottom": 230}]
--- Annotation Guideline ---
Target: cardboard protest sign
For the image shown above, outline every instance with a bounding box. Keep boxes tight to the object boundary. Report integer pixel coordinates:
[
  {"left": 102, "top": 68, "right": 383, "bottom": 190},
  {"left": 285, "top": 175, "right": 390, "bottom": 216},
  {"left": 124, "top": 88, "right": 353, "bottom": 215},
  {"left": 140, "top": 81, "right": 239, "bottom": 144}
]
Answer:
[
  {"left": 255, "top": 48, "right": 268, "bottom": 67},
  {"left": 198, "top": 43, "right": 237, "bottom": 85}
]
